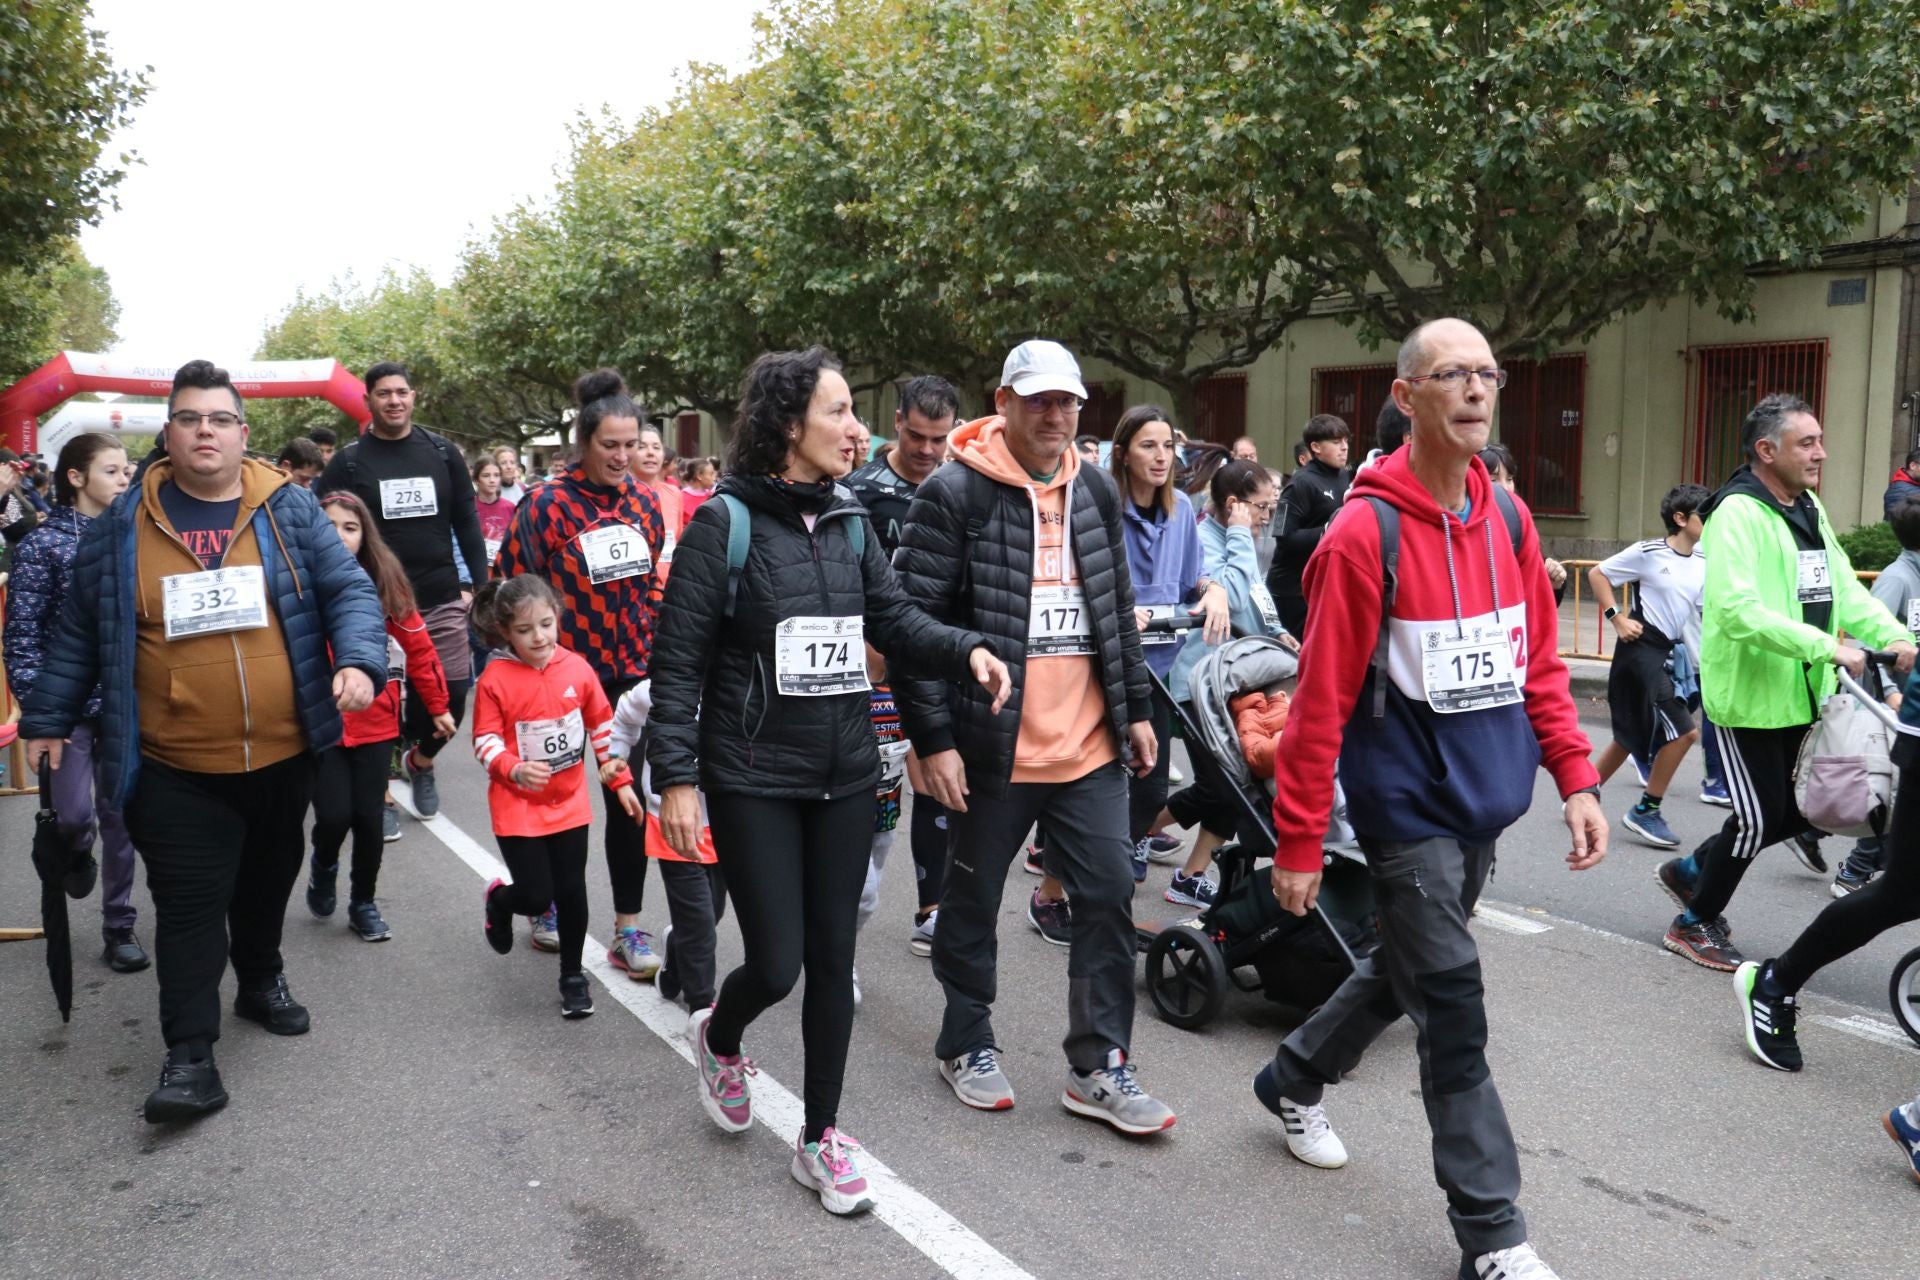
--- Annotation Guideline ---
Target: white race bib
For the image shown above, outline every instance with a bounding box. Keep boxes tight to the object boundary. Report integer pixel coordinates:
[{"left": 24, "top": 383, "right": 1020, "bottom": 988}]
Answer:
[
  {"left": 484, "top": 537, "right": 502, "bottom": 565},
  {"left": 660, "top": 527, "right": 677, "bottom": 566},
  {"left": 387, "top": 636, "right": 406, "bottom": 682},
  {"left": 774, "top": 615, "right": 868, "bottom": 696},
  {"left": 1907, "top": 599, "right": 1920, "bottom": 639},
  {"left": 515, "top": 708, "right": 585, "bottom": 772},
  {"left": 1796, "top": 549, "right": 1832, "bottom": 604},
  {"left": 1418, "top": 617, "right": 1523, "bottom": 713},
  {"left": 578, "top": 523, "right": 651, "bottom": 584},
  {"left": 1250, "top": 582, "right": 1283, "bottom": 634},
  {"left": 161, "top": 565, "right": 270, "bottom": 641},
  {"left": 1139, "top": 602, "right": 1180, "bottom": 646},
  {"left": 1028, "top": 584, "right": 1094, "bottom": 657},
  {"left": 379, "top": 476, "right": 438, "bottom": 520}
]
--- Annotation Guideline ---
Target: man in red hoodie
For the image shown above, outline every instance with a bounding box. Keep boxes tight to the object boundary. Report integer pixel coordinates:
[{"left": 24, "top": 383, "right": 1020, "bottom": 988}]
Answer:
[{"left": 1260, "top": 319, "right": 1607, "bottom": 1280}]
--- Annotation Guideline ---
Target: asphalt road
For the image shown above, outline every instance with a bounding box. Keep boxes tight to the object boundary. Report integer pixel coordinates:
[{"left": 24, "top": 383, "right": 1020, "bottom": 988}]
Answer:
[{"left": 3, "top": 711, "right": 1917, "bottom": 1280}]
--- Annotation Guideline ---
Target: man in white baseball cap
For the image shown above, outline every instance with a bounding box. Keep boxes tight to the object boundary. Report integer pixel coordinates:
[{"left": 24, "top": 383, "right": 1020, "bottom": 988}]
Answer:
[
  {"left": 892, "top": 337, "right": 1171, "bottom": 1135},
  {"left": 1001, "top": 339, "right": 1090, "bottom": 401}
]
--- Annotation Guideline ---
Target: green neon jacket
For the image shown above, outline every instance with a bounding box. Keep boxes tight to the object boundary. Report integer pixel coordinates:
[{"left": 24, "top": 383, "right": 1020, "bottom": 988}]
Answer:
[{"left": 1699, "top": 469, "right": 1906, "bottom": 728}]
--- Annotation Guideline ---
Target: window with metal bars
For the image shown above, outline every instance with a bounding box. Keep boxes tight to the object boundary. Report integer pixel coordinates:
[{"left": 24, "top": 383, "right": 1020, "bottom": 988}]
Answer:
[
  {"left": 1193, "top": 374, "right": 1248, "bottom": 444},
  {"left": 1499, "top": 354, "right": 1586, "bottom": 516},
  {"left": 675, "top": 412, "right": 702, "bottom": 459},
  {"left": 1080, "top": 380, "right": 1126, "bottom": 441},
  {"left": 1686, "top": 340, "right": 1829, "bottom": 488},
  {"left": 1315, "top": 363, "right": 1395, "bottom": 451}
]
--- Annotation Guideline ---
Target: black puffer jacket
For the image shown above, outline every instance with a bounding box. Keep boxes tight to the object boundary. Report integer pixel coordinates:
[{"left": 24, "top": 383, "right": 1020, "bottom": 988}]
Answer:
[
  {"left": 648, "top": 473, "right": 987, "bottom": 800},
  {"left": 892, "top": 456, "right": 1153, "bottom": 800}
]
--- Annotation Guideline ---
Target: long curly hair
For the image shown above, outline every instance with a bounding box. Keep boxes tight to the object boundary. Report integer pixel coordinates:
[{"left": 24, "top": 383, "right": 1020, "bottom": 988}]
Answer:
[{"left": 725, "top": 347, "right": 843, "bottom": 477}]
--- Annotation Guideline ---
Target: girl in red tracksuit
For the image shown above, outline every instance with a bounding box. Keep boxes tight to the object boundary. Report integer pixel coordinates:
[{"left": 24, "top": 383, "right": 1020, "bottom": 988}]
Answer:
[
  {"left": 472, "top": 574, "right": 639, "bottom": 1018},
  {"left": 308, "top": 494, "right": 454, "bottom": 941}
]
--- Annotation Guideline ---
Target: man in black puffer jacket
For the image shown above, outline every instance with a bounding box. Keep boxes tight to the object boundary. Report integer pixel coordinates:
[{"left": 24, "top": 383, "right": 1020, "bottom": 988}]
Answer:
[
  {"left": 1266, "top": 412, "right": 1352, "bottom": 636},
  {"left": 893, "top": 339, "right": 1175, "bottom": 1136}
]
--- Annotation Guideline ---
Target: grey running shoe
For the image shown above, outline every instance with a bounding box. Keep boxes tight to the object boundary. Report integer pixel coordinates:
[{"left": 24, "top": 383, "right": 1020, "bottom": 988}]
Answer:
[
  {"left": 939, "top": 1046, "right": 1015, "bottom": 1111},
  {"left": 1062, "top": 1059, "right": 1175, "bottom": 1135},
  {"left": 909, "top": 909, "right": 937, "bottom": 957}
]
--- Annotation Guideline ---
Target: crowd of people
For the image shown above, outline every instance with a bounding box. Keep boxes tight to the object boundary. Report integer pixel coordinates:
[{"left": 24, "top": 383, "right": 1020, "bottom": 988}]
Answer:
[{"left": 8, "top": 322, "right": 1920, "bottom": 1280}]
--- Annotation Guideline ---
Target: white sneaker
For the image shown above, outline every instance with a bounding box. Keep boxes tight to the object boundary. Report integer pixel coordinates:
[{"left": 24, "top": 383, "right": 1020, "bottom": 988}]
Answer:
[
  {"left": 909, "top": 909, "right": 937, "bottom": 957},
  {"left": 1463, "top": 1243, "right": 1560, "bottom": 1279},
  {"left": 1168, "top": 762, "right": 1184, "bottom": 783},
  {"left": 1278, "top": 1095, "right": 1348, "bottom": 1168}
]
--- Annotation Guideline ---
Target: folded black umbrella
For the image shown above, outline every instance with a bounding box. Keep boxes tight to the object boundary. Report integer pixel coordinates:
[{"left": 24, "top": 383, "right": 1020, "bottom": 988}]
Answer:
[{"left": 28, "top": 758, "right": 90, "bottom": 1022}]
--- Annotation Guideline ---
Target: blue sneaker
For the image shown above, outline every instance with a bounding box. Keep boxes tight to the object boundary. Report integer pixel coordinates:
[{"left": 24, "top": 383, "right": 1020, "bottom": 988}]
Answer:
[
  {"left": 1700, "top": 778, "right": 1732, "bottom": 808},
  {"left": 1631, "top": 755, "right": 1651, "bottom": 786},
  {"left": 1131, "top": 838, "right": 1150, "bottom": 883},
  {"left": 1884, "top": 1105, "right": 1920, "bottom": 1185},
  {"left": 1622, "top": 804, "right": 1680, "bottom": 849}
]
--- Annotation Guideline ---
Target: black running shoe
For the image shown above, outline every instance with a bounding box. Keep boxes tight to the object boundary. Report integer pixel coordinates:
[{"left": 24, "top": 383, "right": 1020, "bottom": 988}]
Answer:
[
  {"left": 1733, "top": 961, "right": 1802, "bottom": 1071},
  {"left": 347, "top": 899, "right": 392, "bottom": 942},
  {"left": 560, "top": 974, "right": 595, "bottom": 1019},
  {"left": 1653, "top": 858, "right": 1695, "bottom": 911},
  {"left": 483, "top": 878, "right": 513, "bottom": 955},
  {"left": 102, "top": 926, "right": 150, "bottom": 973},
  {"left": 1664, "top": 915, "right": 1744, "bottom": 972},
  {"left": 306, "top": 854, "right": 338, "bottom": 918},
  {"left": 1789, "top": 830, "right": 1828, "bottom": 874},
  {"left": 143, "top": 1056, "right": 228, "bottom": 1124},
  {"left": 656, "top": 925, "right": 681, "bottom": 1003},
  {"left": 233, "top": 973, "right": 311, "bottom": 1035}
]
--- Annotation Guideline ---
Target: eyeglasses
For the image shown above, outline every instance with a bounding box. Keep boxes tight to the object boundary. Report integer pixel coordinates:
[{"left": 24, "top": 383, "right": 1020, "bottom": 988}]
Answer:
[
  {"left": 1248, "top": 499, "right": 1279, "bottom": 514},
  {"left": 1406, "top": 368, "right": 1508, "bottom": 391},
  {"left": 1020, "top": 393, "right": 1084, "bottom": 415},
  {"left": 170, "top": 411, "right": 242, "bottom": 429}
]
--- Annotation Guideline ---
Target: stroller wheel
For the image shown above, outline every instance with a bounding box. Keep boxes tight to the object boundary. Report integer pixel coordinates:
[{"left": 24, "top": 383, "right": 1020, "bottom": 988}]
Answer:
[
  {"left": 1145, "top": 924, "right": 1228, "bottom": 1030},
  {"left": 1889, "top": 946, "right": 1920, "bottom": 1049}
]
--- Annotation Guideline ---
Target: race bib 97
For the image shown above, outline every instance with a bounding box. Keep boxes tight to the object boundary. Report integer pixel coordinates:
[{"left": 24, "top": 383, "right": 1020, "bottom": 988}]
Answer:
[
  {"left": 1796, "top": 549, "right": 1832, "bottom": 604},
  {"left": 161, "top": 565, "right": 270, "bottom": 640}
]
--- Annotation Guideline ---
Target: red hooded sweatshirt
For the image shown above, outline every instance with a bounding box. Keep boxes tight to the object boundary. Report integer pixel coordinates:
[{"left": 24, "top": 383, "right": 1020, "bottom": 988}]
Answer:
[{"left": 1270, "top": 451, "right": 1596, "bottom": 872}]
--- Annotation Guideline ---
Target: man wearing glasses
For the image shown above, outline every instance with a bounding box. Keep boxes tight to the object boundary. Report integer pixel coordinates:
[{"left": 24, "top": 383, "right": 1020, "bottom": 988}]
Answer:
[
  {"left": 23, "top": 360, "right": 386, "bottom": 1122},
  {"left": 1262, "top": 319, "right": 1606, "bottom": 1280},
  {"left": 1267, "top": 412, "right": 1354, "bottom": 635},
  {"left": 891, "top": 339, "right": 1174, "bottom": 1135}
]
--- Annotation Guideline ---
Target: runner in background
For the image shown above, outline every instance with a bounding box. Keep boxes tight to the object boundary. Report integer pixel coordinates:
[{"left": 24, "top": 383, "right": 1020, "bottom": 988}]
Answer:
[
  {"left": 307, "top": 493, "right": 453, "bottom": 942},
  {"left": 848, "top": 374, "right": 959, "bottom": 956},
  {"left": 632, "top": 421, "right": 683, "bottom": 560},
  {"left": 679, "top": 455, "right": 718, "bottom": 523},
  {"left": 474, "top": 575, "right": 640, "bottom": 1019},
  {"left": 1584, "top": 484, "right": 1709, "bottom": 850},
  {"left": 473, "top": 456, "right": 516, "bottom": 569},
  {"left": 316, "top": 362, "right": 487, "bottom": 821},
  {"left": 4, "top": 431, "right": 147, "bottom": 973},
  {"left": 493, "top": 445, "right": 528, "bottom": 505},
  {"left": 496, "top": 369, "right": 668, "bottom": 981}
]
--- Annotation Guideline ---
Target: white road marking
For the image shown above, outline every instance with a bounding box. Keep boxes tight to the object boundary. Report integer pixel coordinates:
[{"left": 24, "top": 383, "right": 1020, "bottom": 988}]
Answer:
[
  {"left": 394, "top": 782, "right": 1038, "bottom": 1280},
  {"left": 1472, "top": 904, "right": 1553, "bottom": 935},
  {"left": 1477, "top": 898, "right": 1919, "bottom": 1055}
]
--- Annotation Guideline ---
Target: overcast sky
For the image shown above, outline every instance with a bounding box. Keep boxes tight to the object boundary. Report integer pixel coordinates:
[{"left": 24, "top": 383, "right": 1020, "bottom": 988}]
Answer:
[{"left": 77, "top": 0, "right": 765, "bottom": 366}]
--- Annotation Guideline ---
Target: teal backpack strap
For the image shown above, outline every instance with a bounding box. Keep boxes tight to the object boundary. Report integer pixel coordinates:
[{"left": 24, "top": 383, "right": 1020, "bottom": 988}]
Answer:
[{"left": 720, "top": 494, "right": 751, "bottom": 621}]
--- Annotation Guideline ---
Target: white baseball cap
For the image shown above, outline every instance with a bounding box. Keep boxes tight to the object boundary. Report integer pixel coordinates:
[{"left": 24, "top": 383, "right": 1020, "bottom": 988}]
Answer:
[{"left": 1000, "top": 339, "right": 1088, "bottom": 400}]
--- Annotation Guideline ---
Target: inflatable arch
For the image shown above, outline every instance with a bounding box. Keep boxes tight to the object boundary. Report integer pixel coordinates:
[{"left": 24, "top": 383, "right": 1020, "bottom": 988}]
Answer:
[{"left": 0, "top": 352, "right": 369, "bottom": 454}]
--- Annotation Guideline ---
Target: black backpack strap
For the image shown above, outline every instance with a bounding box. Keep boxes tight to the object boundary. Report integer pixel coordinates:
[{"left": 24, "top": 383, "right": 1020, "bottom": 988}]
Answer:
[
  {"left": 1365, "top": 496, "right": 1401, "bottom": 721},
  {"left": 1489, "top": 482, "right": 1523, "bottom": 556}
]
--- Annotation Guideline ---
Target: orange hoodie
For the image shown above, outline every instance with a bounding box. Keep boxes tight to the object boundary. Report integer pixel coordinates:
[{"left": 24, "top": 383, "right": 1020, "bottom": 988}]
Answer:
[{"left": 950, "top": 417, "right": 1117, "bottom": 783}]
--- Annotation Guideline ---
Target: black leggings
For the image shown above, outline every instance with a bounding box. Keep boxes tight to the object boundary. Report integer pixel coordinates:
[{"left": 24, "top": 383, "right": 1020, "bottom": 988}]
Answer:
[
  {"left": 312, "top": 741, "right": 393, "bottom": 902},
  {"left": 706, "top": 791, "right": 871, "bottom": 1141},
  {"left": 600, "top": 677, "right": 649, "bottom": 915},
  {"left": 493, "top": 827, "right": 591, "bottom": 976},
  {"left": 909, "top": 792, "right": 948, "bottom": 909},
  {"left": 1129, "top": 695, "right": 1174, "bottom": 843},
  {"left": 1774, "top": 741, "right": 1920, "bottom": 993},
  {"left": 404, "top": 678, "right": 469, "bottom": 762}
]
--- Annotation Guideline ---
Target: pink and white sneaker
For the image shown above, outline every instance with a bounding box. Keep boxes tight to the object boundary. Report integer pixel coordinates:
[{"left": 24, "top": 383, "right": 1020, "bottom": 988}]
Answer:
[
  {"left": 690, "top": 1006, "right": 753, "bottom": 1133},
  {"left": 791, "top": 1127, "right": 877, "bottom": 1216}
]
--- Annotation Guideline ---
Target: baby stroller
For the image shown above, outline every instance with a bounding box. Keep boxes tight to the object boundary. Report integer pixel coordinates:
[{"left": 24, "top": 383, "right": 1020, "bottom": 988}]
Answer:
[{"left": 1135, "top": 619, "right": 1378, "bottom": 1030}]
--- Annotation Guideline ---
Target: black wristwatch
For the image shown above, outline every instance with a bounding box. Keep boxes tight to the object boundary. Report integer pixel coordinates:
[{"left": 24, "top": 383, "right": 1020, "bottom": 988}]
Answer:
[{"left": 1603, "top": 606, "right": 1620, "bottom": 621}]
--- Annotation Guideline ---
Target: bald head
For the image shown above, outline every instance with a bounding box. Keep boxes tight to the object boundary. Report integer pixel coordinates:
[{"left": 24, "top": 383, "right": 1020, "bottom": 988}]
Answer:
[{"left": 1397, "top": 318, "right": 1487, "bottom": 378}]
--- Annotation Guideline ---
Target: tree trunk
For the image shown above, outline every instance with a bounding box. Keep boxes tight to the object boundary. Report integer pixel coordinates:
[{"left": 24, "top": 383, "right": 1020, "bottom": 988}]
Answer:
[{"left": 1165, "top": 377, "right": 1200, "bottom": 445}]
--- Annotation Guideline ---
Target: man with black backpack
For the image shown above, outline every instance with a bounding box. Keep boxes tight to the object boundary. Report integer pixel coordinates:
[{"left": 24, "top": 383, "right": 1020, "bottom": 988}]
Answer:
[
  {"left": 1264, "top": 319, "right": 1605, "bottom": 1280},
  {"left": 892, "top": 339, "right": 1176, "bottom": 1136},
  {"left": 317, "top": 362, "right": 488, "bottom": 819}
]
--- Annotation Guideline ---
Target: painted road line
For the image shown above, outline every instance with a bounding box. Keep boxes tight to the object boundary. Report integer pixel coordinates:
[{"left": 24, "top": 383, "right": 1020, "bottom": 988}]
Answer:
[
  {"left": 394, "top": 782, "right": 1038, "bottom": 1280},
  {"left": 1808, "top": 1013, "right": 1920, "bottom": 1055},
  {"left": 1476, "top": 897, "right": 1919, "bottom": 1055},
  {"left": 1473, "top": 904, "right": 1554, "bottom": 936}
]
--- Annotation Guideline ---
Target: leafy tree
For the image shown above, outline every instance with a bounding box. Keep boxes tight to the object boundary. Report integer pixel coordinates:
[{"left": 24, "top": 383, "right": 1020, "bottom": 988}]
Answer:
[
  {"left": 1117, "top": 0, "right": 1920, "bottom": 356},
  {"left": 0, "top": 239, "right": 121, "bottom": 382},
  {"left": 0, "top": 0, "right": 147, "bottom": 272}
]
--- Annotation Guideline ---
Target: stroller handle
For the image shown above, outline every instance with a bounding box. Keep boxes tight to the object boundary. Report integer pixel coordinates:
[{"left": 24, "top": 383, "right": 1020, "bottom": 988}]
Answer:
[{"left": 1140, "top": 612, "right": 1249, "bottom": 640}]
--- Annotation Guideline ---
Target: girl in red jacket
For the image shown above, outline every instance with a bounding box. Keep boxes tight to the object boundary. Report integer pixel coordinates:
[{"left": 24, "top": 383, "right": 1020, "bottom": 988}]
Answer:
[
  {"left": 307, "top": 494, "right": 454, "bottom": 941},
  {"left": 473, "top": 574, "right": 640, "bottom": 1018}
]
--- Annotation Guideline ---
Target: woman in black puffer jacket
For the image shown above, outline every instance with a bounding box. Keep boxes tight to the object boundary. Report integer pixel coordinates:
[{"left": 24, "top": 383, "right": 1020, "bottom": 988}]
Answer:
[{"left": 648, "top": 346, "right": 1007, "bottom": 1216}]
